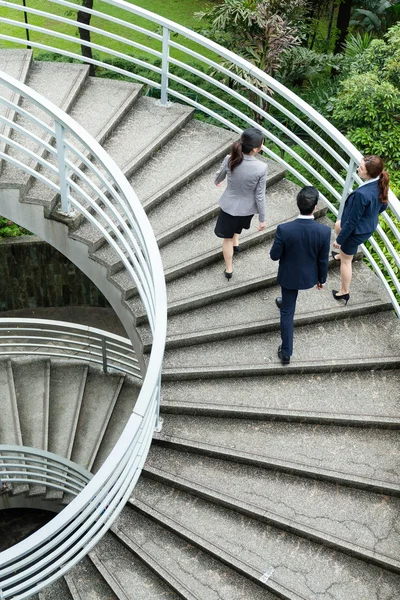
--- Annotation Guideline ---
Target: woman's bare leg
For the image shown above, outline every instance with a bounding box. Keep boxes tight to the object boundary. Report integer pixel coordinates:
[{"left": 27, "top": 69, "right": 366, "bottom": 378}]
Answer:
[
  {"left": 338, "top": 250, "right": 353, "bottom": 294},
  {"left": 222, "top": 238, "right": 234, "bottom": 273},
  {"left": 232, "top": 233, "right": 240, "bottom": 248}
]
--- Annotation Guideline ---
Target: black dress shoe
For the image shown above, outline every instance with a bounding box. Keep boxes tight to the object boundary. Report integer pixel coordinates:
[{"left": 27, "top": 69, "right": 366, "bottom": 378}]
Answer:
[
  {"left": 275, "top": 297, "right": 282, "bottom": 309},
  {"left": 278, "top": 345, "right": 290, "bottom": 365},
  {"left": 233, "top": 245, "right": 241, "bottom": 254}
]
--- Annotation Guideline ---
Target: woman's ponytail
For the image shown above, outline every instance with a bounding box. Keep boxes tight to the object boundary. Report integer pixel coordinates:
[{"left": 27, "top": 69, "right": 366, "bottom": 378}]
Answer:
[
  {"left": 378, "top": 170, "right": 390, "bottom": 204},
  {"left": 228, "top": 127, "right": 264, "bottom": 173},
  {"left": 228, "top": 140, "right": 243, "bottom": 172}
]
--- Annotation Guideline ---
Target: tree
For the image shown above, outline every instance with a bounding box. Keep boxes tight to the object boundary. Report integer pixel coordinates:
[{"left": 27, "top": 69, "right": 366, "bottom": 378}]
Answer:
[
  {"left": 334, "top": 0, "right": 354, "bottom": 54},
  {"left": 77, "top": 0, "right": 95, "bottom": 76}
]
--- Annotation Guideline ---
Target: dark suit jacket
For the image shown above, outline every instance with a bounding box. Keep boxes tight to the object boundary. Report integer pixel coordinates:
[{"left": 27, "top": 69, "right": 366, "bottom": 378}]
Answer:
[
  {"left": 270, "top": 218, "right": 331, "bottom": 290},
  {"left": 337, "top": 180, "right": 387, "bottom": 245}
]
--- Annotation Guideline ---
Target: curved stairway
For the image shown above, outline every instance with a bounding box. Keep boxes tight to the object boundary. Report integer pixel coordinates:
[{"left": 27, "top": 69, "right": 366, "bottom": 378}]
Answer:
[{"left": 0, "top": 50, "right": 399, "bottom": 600}]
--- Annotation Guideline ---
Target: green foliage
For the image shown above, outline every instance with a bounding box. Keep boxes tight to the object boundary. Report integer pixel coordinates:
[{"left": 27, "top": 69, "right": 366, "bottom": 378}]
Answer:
[
  {"left": 344, "top": 32, "right": 373, "bottom": 58},
  {"left": 0, "top": 218, "right": 30, "bottom": 241},
  {"left": 278, "top": 46, "right": 341, "bottom": 87},
  {"left": 350, "top": 0, "right": 400, "bottom": 34}
]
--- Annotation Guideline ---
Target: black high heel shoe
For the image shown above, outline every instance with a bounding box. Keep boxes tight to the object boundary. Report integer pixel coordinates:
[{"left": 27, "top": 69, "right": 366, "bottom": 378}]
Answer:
[
  {"left": 332, "top": 289, "right": 350, "bottom": 305},
  {"left": 331, "top": 251, "right": 340, "bottom": 261},
  {"left": 224, "top": 270, "right": 233, "bottom": 280}
]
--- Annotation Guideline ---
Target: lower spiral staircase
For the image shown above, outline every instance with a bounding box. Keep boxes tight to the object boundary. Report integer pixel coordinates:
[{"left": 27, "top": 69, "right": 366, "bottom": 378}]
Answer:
[{"left": 0, "top": 4, "right": 399, "bottom": 598}]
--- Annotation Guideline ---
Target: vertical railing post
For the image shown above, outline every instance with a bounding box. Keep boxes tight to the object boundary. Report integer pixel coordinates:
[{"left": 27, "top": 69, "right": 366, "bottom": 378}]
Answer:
[
  {"left": 154, "top": 372, "right": 163, "bottom": 432},
  {"left": 338, "top": 158, "right": 356, "bottom": 219},
  {"left": 101, "top": 338, "right": 108, "bottom": 374},
  {"left": 55, "top": 121, "right": 71, "bottom": 214},
  {"left": 160, "top": 27, "right": 170, "bottom": 106}
]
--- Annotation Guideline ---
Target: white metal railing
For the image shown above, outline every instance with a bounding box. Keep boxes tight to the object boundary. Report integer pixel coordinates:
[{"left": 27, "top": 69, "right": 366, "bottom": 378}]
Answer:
[
  {"left": 0, "top": 0, "right": 398, "bottom": 314},
  {"left": 0, "top": 66, "right": 167, "bottom": 597},
  {"left": 0, "top": 445, "right": 92, "bottom": 499},
  {"left": 0, "top": 0, "right": 398, "bottom": 594},
  {"left": 0, "top": 318, "right": 141, "bottom": 377}
]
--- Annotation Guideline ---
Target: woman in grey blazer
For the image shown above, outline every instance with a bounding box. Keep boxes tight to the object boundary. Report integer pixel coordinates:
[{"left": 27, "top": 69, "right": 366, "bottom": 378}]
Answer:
[{"left": 214, "top": 128, "right": 267, "bottom": 279}]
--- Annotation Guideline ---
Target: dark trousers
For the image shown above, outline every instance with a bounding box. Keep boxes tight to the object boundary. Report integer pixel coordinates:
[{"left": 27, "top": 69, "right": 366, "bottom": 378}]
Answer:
[{"left": 280, "top": 287, "right": 298, "bottom": 356}]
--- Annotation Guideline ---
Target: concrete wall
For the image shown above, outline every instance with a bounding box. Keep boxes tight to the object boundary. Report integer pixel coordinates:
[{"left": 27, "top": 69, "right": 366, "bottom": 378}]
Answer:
[{"left": 0, "top": 235, "right": 109, "bottom": 312}]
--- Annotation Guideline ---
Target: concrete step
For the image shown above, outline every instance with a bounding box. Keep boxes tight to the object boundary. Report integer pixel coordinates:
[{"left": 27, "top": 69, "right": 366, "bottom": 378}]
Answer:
[
  {"left": 12, "top": 358, "right": 50, "bottom": 450},
  {"left": 24, "top": 77, "right": 142, "bottom": 213},
  {"left": 131, "top": 215, "right": 336, "bottom": 320},
  {"left": 48, "top": 362, "right": 88, "bottom": 460},
  {"left": 139, "top": 261, "right": 391, "bottom": 350},
  {"left": 65, "top": 556, "right": 118, "bottom": 600},
  {"left": 148, "top": 157, "right": 286, "bottom": 245},
  {"left": 130, "top": 477, "right": 400, "bottom": 600},
  {"left": 153, "top": 414, "right": 400, "bottom": 495},
  {"left": 0, "top": 359, "right": 22, "bottom": 444},
  {"left": 91, "top": 377, "right": 141, "bottom": 474},
  {"left": 69, "top": 97, "right": 194, "bottom": 252},
  {"left": 113, "top": 504, "right": 278, "bottom": 600},
  {"left": 0, "top": 62, "right": 88, "bottom": 188},
  {"left": 0, "top": 49, "right": 32, "bottom": 174},
  {"left": 160, "top": 370, "right": 400, "bottom": 426},
  {"left": 39, "top": 576, "right": 73, "bottom": 600},
  {"left": 70, "top": 369, "right": 124, "bottom": 472},
  {"left": 144, "top": 446, "right": 400, "bottom": 572},
  {"left": 89, "top": 533, "right": 181, "bottom": 600},
  {"left": 129, "top": 120, "right": 238, "bottom": 211},
  {"left": 158, "top": 178, "right": 309, "bottom": 271},
  {"left": 161, "top": 311, "right": 400, "bottom": 378}
]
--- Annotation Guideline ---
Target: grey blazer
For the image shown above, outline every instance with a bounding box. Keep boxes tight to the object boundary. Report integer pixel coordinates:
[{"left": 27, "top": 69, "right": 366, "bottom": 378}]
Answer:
[{"left": 215, "top": 154, "right": 267, "bottom": 222}]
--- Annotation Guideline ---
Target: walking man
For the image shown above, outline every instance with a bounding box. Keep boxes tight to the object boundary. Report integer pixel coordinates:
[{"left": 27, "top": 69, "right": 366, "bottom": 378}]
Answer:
[{"left": 270, "top": 186, "right": 331, "bottom": 365}]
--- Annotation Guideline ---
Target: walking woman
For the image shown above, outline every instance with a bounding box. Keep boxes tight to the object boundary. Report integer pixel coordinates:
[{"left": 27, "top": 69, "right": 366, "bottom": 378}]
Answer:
[
  {"left": 214, "top": 127, "right": 267, "bottom": 279},
  {"left": 332, "top": 155, "right": 390, "bottom": 304}
]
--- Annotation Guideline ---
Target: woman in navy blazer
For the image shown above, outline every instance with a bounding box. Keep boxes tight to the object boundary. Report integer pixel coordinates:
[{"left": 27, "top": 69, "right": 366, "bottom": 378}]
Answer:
[{"left": 332, "top": 155, "right": 390, "bottom": 304}]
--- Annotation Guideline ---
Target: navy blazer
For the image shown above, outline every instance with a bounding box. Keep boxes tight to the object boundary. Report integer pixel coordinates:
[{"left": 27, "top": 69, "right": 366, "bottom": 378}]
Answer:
[
  {"left": 337, "top": 180, "right": 387, "bottom": 245},
  {"left": 270, "top": 218, "right": 331, "bottom": 290}
]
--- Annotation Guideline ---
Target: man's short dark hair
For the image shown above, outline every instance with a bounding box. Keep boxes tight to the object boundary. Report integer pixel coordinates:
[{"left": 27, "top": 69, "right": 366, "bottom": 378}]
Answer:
[{"left": 297, "top": 186, "right": 319, "bottom": 215}]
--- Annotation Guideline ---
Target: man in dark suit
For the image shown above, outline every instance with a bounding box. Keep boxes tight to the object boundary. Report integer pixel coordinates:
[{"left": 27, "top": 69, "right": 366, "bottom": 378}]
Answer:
[{"left": 270, "top": 186, "right": 331, "bottom": 365}]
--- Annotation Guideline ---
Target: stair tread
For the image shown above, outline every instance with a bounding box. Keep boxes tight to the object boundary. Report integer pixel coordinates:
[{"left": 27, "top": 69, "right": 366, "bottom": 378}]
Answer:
[
  {"left": 91, "top": 377, "right": 141, "bottom": 473},
  {"left": 0, "top": 359, "right": 22, "bottom": 445},
  {"left": 90, "top": 533, "right": 181, "bottom": 600},
  {"left": 70, "top": 370, "right": 124, "bottom": 471},
  {"left": 0, "top": 62, "right": 88, "bottom": 186},
  {"left": 145, "top": 446, "right": 400, "bottom": 567},
  {"left": 25, "top": 77, "right": 142, "bottom": 206},
  {"left": 129, "top": 120, "right": 237, "bottom": 207},
  {"left": 131, "top": 477, "right": 400, "bottom": 600},
  {"left": 12, "top": 358, "right": 50, "bottom": 450},
  {"left": 148, "top": 157, "right": 285, "bottom": 240},
  {"left": 162, "top": 311, "right": 400, "bottom": 371},
  {"left": 113, "top": 504, "right": 278, "bottom": 600},
  {"left": 48, "top": 362, "right": 88, "bottom": 460},
  {"left": 160, "top": 370, "right": 400, "bottom": 423},
  {"left": 154, "top": 414, "right": 400, "bottom": 491},
  {"left": 39, "top": 576, "right": 73, "bottom": 600},
  {"left": 65, "top": 555, "right": 118, "bottom": 600},
  {"left": 158, "top": 178, "right": 306, "bottom": 270},
  {"left": 139, "top": 261, "right": 389, "bottom": 346}
]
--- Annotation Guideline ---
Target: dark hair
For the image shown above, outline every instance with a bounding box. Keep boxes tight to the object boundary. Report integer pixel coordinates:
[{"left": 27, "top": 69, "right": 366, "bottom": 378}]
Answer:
[
  {"left": 229, "top": 127, "right": 264, "bottom": 172},
  {"left": 296, "top": 186, "right": 319, "bottom": 215},
  {"left": 363, "top": 155, "right": 389, "bottom": 203}
]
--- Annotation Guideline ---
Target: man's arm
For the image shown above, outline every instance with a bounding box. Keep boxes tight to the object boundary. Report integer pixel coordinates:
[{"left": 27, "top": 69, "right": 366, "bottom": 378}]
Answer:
[
  {"left": 317, "top": 228, "right": 331, "bottom": 284},
  {"left": 270, "top": 225, "right": 284, "bottom": 261}
]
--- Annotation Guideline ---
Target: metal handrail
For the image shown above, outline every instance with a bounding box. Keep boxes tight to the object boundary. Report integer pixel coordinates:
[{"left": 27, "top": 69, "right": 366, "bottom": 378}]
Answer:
[
  {"left": 0, "top": 0, "right": 398, "bottom": 593},
  {"left": 0, "top": 445, "right": 92, "bottom": 497},
  {"left": 0, "top": 318, "right": 141, "bottom": 377},
  {"left": 0, "top": 71, "right": 167, "bottom": 596},
  {"left": 0, "top": 0, "right": 398, "bottom": 314}
]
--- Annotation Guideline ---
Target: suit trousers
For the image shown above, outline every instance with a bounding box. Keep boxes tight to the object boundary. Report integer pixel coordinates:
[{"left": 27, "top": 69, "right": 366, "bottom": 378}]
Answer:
[{"left": 280, "top": 287, "right": 299, "bottom": 357}]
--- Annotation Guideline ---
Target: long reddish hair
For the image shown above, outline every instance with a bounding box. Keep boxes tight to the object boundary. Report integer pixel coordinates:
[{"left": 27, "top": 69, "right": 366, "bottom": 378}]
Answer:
[{"left": 363, "top": 155, "right": 390, "bottom": 204}]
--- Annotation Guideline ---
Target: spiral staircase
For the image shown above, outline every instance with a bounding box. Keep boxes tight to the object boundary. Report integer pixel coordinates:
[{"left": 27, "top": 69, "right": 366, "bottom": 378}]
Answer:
[{"left": 0, "top": 2, "right": 399, "bottom": 598}]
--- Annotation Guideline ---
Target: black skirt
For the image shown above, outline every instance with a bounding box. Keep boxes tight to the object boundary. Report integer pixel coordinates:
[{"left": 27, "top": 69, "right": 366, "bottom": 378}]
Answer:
[{"left": 214, "top": 209, "right": 254, "bottom": 239}]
